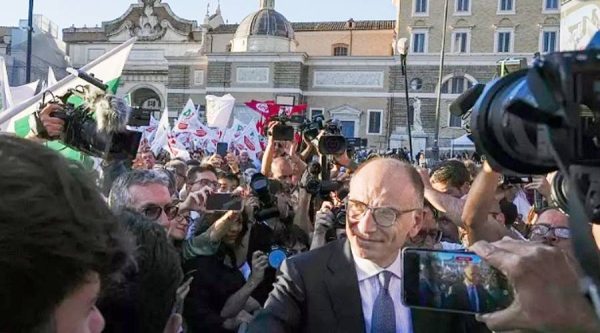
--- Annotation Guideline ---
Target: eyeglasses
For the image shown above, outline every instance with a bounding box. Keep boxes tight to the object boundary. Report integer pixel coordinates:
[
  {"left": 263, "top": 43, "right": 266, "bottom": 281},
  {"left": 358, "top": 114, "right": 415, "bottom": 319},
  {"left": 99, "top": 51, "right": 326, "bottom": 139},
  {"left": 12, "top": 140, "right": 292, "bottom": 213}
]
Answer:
[
  {"left": 188, "top": 179, "right": 219, "bottom": 189},
  {"left": 142, "top": 201, "right": 179, "bottom": 221},
  {"left": 412, "top": 228, "right": 443, "bottom": 245},
  {"left": 346, "top": 199, "right": 421, "bottom": 227},
  {"left": 174, "top": 214, "right": 193, "bottom": 224},
  {"left": 529, "top": 224, "right": 571, "bottom": 240}
]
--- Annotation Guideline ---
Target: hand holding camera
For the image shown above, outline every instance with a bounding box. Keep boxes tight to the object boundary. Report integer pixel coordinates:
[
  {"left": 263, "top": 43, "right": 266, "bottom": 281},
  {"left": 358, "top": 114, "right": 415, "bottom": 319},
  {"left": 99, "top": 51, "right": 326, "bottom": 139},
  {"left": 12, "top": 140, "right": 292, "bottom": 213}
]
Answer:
[
  {"left": 315, "top": 202, "right": 336, "bottom": 232},
  {"left": 32, "top": 103, "right": 65, "bottom": 138},
  {"left": 249, "top": 251, "right": 269, "bottom": 285}
]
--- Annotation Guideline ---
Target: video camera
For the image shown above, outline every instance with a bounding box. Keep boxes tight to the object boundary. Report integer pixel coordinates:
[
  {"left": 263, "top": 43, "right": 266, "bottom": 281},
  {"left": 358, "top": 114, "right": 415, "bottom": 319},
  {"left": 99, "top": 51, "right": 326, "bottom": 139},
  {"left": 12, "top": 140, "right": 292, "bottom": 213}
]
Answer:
[
  {"left": 451, "top": 33, "right": 600, "bottom": 313},
  {"left": 249, "top": 172, "right": 281, "bottom": 222},
  {"left": 301, "top": 161, "right": 342, "bottom": 197},
  {"left": 267, "top": 114, "right": 299, "bottom": 141},
  {"left": 34, "top": 69, "right": 144, "bottom": 160}
]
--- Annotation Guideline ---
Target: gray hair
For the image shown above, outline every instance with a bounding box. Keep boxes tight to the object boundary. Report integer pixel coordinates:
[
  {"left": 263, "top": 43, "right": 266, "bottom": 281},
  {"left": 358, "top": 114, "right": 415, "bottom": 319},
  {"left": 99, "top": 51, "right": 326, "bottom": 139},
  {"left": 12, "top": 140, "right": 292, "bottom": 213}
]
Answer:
[{"left": 108, "top": 170, "right": 170, "bottom": 212}]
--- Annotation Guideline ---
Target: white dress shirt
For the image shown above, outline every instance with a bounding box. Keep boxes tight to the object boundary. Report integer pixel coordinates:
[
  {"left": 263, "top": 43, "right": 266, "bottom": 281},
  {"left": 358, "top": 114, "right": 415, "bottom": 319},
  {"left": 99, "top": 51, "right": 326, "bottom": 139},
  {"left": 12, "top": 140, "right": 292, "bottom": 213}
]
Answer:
[{"left": 353, "top": 250, "right": 413, "bottom": 333}]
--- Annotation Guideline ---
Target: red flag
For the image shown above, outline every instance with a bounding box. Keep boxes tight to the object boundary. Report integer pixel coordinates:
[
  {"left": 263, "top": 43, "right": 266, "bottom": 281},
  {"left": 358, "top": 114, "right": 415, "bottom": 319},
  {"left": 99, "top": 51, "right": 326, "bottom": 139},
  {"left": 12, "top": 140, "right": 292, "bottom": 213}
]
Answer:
[{"left": 245, "top": 100, "right": 277, "bottom": 117}]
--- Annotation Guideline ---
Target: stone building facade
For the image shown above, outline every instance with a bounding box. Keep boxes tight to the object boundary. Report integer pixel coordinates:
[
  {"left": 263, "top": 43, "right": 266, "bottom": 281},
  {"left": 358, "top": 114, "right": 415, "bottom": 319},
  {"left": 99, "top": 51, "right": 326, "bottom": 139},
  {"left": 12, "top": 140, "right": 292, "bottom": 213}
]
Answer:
[
  {"left": 62, "top": 0, "right": 562, "bottom": 151},
  {"left": 390, "top": 0, "right": 561, "bottom": 152}
]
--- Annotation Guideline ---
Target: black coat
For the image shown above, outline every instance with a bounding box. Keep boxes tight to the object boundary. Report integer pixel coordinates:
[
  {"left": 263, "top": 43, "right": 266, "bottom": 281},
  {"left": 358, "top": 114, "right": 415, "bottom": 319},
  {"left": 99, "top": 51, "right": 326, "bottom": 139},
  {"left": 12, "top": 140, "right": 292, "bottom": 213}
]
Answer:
[
  {"left": 183, "top": 254, "right": 246, "bottom": 333},
  {"left": 248, "top": 239, "right": 470, "bottom": 333}
]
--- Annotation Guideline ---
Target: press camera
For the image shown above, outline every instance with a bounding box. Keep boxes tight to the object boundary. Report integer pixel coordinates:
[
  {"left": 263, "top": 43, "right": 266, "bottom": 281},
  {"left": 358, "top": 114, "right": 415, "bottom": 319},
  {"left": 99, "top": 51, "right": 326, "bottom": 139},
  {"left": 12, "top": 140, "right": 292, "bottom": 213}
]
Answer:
[
  {"left": 451, "top": 33, "right": 600, "bottom": 313},
  {"left": 34, "top": 70, "right": 143, "bottom": 160}
]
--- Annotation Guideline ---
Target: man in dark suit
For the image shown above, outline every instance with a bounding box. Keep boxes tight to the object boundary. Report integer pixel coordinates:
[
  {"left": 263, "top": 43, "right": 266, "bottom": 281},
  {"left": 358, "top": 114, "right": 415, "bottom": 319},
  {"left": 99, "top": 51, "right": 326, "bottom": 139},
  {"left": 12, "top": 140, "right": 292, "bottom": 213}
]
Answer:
[
  {"left": 446, "top": 264, "right": 492, "bottom": 313},
  {"left": 248, "top": 158, "right": 468, "bottom": 333}
]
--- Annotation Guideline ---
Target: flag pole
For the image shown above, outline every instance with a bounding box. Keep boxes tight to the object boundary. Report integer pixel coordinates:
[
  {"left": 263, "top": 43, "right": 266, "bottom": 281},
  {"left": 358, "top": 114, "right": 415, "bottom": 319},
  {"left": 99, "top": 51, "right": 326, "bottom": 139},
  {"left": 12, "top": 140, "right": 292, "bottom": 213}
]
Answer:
[
  {"left": 26, "top": 0, "right": 34, "bottom": 83},
  {"left": 432, "top": 0, "right": 450, "bottom": 162}
]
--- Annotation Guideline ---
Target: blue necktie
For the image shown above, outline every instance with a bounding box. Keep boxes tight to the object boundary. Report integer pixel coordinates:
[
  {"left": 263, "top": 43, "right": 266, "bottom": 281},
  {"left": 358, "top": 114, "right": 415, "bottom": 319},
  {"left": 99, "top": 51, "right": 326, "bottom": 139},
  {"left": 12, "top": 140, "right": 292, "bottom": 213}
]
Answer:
[
  {"left": 371, "top": 271, "right": 396, "bottom": 333},
  {"left": 468, "top": 285, "right": 479, "bottom": 312}
]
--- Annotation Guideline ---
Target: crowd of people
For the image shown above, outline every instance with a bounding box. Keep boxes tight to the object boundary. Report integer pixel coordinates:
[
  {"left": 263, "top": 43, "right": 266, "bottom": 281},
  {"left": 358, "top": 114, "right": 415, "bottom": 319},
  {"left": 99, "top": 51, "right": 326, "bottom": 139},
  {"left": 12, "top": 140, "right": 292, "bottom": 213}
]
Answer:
[{"left": 1, "top": 112, "right": 600, "bottom": 333}]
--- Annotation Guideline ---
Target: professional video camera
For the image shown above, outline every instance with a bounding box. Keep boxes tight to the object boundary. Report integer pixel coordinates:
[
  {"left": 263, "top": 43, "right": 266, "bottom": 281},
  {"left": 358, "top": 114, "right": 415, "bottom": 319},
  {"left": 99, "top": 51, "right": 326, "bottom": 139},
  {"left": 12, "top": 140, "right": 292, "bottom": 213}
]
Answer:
[
  {"left": 301, "top": 161, "right": 342, "bottom": 197},
  {"left": 249, "top": 172, "right": 281, "bottom": 222},
  {"left": 265, "top": 113, "right": 307, "bottom": 142},
  {"left": 33, "top": 69, "right": 143, "bottom": 160},
  {"left": 298, "top": 114, "right": 325, "bottom": 141},
  {"left": 318, "top": 119, "right": 347, "bottom": 155},
  {"left": 451, "top": 33, "right": 600, "bottom": 314}
]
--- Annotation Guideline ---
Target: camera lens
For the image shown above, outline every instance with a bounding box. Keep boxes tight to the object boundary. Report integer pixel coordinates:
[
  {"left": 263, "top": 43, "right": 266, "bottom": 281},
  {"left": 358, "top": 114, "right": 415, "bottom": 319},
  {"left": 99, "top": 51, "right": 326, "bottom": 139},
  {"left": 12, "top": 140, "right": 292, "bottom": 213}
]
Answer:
[
  {"left": 318, "top": 136, "right": 347, "bottom": 155},
  {"left": 471, "top": 70, "right": 558, "bottom": 174}
]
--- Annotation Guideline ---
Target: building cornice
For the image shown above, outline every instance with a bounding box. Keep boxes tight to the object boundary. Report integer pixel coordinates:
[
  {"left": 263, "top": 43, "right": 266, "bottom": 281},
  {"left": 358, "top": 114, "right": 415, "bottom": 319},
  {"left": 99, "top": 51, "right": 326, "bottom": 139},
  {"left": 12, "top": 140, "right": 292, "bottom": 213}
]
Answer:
[{"left": 206, "top": 52, "right": 308, "bottom": 63}]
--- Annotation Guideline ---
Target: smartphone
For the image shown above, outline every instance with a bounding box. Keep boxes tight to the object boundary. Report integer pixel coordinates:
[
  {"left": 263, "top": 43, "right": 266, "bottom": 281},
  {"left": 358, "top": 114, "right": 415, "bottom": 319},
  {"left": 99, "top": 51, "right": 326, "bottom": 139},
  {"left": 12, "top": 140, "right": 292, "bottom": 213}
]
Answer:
[
  {"left": 205, "top": 193, "right": 243, "bottom": 211},
  {"left": 402, "top": 248, "right": 514, "bottom": 315},
  {"left": 217, "top": 142, "right": 228, "bottom": 157}
]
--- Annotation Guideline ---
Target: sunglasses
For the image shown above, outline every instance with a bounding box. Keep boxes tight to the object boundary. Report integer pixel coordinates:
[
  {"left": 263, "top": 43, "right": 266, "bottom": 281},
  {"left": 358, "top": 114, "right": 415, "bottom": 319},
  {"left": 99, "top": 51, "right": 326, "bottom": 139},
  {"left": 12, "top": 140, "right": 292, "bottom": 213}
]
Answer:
[{"left": 142, "top": 201, "right": 180, "bottom": 221}]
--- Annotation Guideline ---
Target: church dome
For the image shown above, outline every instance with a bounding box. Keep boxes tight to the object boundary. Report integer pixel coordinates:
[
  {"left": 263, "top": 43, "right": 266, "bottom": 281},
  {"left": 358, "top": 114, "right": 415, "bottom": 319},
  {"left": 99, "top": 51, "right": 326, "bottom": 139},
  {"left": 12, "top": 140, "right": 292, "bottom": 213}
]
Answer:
[{"left": 234, "top": 9, "right": 295, "bottom": 40}]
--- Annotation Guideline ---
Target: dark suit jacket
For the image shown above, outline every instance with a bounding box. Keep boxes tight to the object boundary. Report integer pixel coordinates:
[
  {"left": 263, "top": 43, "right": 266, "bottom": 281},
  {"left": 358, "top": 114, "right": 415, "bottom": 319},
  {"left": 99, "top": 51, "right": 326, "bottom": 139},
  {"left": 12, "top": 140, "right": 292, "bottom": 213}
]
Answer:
[
  {"left": 248, "top": 239, "right": 468, "bottom": 333},
  {"left": 446, "top": 282, "right": 491, "bottom": 313}
]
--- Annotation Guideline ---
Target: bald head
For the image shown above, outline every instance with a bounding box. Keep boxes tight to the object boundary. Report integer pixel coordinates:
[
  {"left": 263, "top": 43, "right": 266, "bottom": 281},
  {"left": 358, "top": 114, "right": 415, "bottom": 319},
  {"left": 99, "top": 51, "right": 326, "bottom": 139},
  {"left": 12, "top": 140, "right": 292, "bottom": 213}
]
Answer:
[
  {"left": 351, "top": 158, "right": 424, "bottom": 207},
  {"left": 271, "top": 157, "right": 294, "bottom": 185},
  {"left": 537, "top": 209, "right": 569, "bottom": 228}
]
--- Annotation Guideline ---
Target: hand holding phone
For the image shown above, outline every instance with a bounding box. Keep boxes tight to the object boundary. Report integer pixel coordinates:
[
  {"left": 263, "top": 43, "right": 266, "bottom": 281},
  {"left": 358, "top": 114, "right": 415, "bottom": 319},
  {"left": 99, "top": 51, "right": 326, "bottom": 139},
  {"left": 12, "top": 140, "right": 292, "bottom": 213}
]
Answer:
[
  {"left": 205, "top": 193, "right": 243, "bottom": 212},
  {"left": 402, "top": 248, "right": 514, "bottom": 315}
]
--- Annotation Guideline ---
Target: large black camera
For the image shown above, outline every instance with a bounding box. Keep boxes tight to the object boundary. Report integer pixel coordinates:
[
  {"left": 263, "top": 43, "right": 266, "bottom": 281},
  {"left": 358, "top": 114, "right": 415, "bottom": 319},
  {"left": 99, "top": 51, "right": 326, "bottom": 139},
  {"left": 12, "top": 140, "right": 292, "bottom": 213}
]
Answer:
[
  {"left": 453, "top": 34, "right": 600, "bottom": 305},
  {"left": 35, "top": 70, "right": 143, "bottom": 160},
  {"left": 318, "top": 119, "right": 347, "bottom": 155},
  {"left": 249, "top": 173, "right": 281, "bottom": 222},
  {"left": 301, "top": 161, "right": 342, "bottom": 196},
  {"left": 452, "top": 44, "right": 600, "bottom": 222},
  {"left": 267, "top": 115, "right": 298, "bottom": 141}
]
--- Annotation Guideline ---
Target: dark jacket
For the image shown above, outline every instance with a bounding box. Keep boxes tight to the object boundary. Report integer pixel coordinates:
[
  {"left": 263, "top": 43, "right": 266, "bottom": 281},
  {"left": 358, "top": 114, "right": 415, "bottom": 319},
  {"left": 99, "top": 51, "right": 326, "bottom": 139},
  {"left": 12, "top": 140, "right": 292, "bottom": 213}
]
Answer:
[
  {"left": 248, "top": 239, "right": 469, "bottom": 333},
  {"left": 183, "top": 254, "right": 246, "bottom": 333}
]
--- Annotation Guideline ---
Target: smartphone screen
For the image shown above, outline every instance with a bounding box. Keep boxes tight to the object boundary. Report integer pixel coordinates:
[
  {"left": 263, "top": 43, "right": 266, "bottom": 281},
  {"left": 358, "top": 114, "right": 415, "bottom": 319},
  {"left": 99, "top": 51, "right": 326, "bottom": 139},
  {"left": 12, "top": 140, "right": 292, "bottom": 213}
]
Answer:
[
  {"left": 217, "top": 142, "right": 228, "bottom": 157},
  {"left": 205, "top": 193, "right": 242, "bottom": 211},
  {"left": 402, "top": 248, "right": 514, "bottom": 315}
]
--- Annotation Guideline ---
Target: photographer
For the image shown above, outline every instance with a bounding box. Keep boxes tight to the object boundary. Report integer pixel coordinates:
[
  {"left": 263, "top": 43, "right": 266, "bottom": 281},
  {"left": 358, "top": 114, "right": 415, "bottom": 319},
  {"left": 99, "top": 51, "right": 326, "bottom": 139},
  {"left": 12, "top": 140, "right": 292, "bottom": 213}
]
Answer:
[{"left": 261, "top": 121, "right": 306, "bottom": 180}]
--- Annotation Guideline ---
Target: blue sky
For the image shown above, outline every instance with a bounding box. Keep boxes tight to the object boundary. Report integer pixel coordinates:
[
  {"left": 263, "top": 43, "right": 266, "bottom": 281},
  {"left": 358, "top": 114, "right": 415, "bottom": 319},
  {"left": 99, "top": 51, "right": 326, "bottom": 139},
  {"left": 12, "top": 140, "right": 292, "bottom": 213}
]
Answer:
[{"left": 0, "top": 0, "right": 397, "bottom": 31}]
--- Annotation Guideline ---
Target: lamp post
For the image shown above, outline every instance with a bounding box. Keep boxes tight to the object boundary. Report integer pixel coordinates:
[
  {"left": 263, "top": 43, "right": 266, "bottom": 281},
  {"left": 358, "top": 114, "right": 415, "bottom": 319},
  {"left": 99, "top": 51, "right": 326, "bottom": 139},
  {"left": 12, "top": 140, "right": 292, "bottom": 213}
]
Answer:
[
  {"left": 432, "top": 0, "right": 450, "bottom": 162},
  {"left": 26, "top": 0, "right": 34, "bottom": 83},
  {"left": 397, "top": 38, "right": 414, "bottom": 161}
]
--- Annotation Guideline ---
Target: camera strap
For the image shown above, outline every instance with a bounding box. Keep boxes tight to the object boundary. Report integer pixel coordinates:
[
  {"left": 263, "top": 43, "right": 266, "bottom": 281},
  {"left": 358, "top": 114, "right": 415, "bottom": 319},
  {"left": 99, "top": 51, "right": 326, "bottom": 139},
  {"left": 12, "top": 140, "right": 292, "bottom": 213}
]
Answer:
[{"left": 546, "top": 128, "right": 600, "bottom": 318}]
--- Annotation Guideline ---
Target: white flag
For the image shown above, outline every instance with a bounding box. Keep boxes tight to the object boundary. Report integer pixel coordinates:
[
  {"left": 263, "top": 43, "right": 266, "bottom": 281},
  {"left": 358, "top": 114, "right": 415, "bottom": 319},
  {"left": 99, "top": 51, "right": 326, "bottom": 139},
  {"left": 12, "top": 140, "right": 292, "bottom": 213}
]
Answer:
[
  {"left": 47, "top": 66, "right": 57, "bottom": 87},
  {"left": 237, "top": 124, "right": 263, "bottom": 160},
  {"left": 0, "top": 57, "right": 12, "bottom": 111},
  {"left": 0, "top": 37, "right": 136, "bottom": 135},
  {"left": 151, "top": 107, "right": 170, "bottom": 156},
  {"left": 206, "top": 94, "right": 235, "bottom": 128},
  {"left": 173, "top": 98, "right": 201, "bottom": 133},
  {"left": 10, "top": 80, "right": 39, "bottom": 105}
]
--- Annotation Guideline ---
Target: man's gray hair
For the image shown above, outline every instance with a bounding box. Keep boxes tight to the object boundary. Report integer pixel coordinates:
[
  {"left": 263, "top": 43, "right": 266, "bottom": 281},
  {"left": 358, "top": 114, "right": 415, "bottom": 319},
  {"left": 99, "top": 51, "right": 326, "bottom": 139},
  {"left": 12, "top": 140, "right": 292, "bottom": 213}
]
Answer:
[{"left": 108, "top": 170, "right": 170, "bottom": 212}]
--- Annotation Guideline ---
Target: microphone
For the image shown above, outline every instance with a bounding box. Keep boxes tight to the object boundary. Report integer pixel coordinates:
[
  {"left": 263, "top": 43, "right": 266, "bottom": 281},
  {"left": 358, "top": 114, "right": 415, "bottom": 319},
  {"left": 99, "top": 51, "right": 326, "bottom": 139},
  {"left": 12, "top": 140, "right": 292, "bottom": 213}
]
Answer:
[
  {"left": 86, "top": 90, "right": 131, "bottom": 134},
  {"left": 449, "top": 83, "right": 485, "bottom": 117}
]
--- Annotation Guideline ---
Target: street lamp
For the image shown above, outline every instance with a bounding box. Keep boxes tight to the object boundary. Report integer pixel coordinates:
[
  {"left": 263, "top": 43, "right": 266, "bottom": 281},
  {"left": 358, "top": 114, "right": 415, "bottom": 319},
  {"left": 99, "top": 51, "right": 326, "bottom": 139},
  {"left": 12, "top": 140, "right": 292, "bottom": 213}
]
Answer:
[{"left": 396, "top": 37, "right": 414, "bottom": 161}]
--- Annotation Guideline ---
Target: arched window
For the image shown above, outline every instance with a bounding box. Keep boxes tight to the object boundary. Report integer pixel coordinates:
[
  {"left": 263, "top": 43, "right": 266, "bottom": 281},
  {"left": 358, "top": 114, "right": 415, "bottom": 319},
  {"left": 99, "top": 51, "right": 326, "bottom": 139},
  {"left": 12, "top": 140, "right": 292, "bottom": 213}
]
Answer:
[
  {"left": 333, "top": 44, "right": 349, "bottom": 56},
  {"left": 441, "top": 75, "right": 476, "bottom": 128}
]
